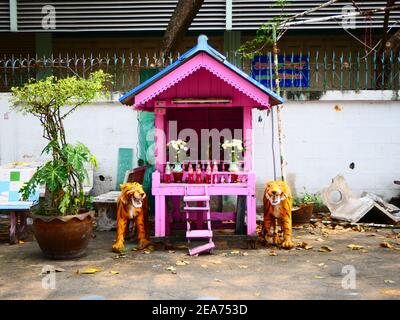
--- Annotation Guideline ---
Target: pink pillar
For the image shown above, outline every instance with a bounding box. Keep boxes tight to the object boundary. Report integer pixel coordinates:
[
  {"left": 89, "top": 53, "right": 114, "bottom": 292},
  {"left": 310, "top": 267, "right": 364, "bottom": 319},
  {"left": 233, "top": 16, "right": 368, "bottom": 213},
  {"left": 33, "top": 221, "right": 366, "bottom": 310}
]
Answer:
[
  {"left": 246, "top": 172, "right": 257, "bottom": 236},
  {"left": 246, "top": 195, "right": 257, "bottom": 236},
  {"left": 243, "top": 107, "right": 252, "bottom": 171},
  {"left": 154, "top": 106, "right": 166, "bottom": 173},
  {"left": 155, "top": 195, "right": 166, "bottom": 237},
  {"left": 152, "top": 171, "right": 166, "bottom": 237}
]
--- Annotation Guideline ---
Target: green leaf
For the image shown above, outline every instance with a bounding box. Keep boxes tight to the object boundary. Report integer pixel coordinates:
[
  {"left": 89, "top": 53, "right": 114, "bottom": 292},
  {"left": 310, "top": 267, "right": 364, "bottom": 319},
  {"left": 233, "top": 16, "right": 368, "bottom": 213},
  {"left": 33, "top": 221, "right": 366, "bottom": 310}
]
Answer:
[
  {"left": 10, "top": 70, "right": 109, "bottom": 215},
  {"left": 40, "top": 161, "right": 68, "bottom": 192},
  {"left": 41, "top": 140, "right": 60, "bottom": 155}
]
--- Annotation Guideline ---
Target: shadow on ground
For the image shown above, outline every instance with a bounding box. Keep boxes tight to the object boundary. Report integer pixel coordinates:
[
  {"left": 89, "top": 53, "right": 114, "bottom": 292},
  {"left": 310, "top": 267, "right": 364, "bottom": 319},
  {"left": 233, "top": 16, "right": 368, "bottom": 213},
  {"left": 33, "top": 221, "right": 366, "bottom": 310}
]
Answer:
[{"left": 0, "top": 222, "right": 399, "bottom": 300}]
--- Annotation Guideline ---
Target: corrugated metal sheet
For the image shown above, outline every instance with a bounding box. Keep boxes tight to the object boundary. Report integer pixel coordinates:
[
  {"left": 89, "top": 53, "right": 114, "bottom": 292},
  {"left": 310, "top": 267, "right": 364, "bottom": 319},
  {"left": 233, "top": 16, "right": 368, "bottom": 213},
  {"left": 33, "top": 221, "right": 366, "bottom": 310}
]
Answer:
[
  {"left": 17, "top": 0, "right": 226, "bottom": 32},
  {"left": 233, "top": 0, "right": 400, "bottom": 30},
  {"left": 1, "top": 0, "right": 398, "bottom": 32},
  {"left": 0, "top": 1, "right": 9, "bottom": 31}
]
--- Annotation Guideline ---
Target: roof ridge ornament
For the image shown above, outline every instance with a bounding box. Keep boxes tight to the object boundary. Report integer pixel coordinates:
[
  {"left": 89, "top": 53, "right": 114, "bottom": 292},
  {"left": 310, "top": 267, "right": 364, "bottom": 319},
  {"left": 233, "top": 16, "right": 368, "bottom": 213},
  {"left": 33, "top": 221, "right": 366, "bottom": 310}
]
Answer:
[{"left": 197, "top": 34, "right": 209, "bottom": 49}]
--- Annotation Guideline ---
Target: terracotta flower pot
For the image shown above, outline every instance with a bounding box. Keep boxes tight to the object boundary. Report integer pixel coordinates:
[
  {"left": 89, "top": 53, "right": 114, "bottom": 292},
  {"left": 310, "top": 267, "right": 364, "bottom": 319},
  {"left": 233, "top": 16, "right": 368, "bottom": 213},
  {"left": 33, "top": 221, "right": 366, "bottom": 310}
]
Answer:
[
  {"left": 31, "top": 211, "right": 94, "bottom": 260},
  {"left": 292, "top": 203, "right": 314, "bottom": 226}
]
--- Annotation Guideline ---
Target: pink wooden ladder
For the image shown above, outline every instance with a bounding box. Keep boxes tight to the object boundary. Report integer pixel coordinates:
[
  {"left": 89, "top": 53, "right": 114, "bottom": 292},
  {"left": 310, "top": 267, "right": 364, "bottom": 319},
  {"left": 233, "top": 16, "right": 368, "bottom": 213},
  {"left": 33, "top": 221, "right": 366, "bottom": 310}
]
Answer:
[{"left": 183, "top": 185, "right": 215, "bottom": 256}]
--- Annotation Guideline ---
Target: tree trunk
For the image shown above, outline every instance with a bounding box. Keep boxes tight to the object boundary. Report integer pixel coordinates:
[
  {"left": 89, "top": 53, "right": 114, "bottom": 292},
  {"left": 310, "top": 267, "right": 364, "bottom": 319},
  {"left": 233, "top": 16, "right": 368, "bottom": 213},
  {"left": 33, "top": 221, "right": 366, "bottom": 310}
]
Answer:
[
  {"left": 377, "top": 0, "right": 396, "bottom": 89},
  {"left": 161, "top": 0, "right": 204, "bottom": 57},
  {"left": 384, "top": 28, "right": 400, "bottom": 54}
]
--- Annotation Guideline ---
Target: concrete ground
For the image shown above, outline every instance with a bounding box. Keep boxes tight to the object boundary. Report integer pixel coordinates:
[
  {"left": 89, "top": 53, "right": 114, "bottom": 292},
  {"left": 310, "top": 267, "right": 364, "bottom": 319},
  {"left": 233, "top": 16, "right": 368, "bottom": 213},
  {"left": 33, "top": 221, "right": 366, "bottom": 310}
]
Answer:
[{"left": 0, "top": 221, "right": 399, "bottom": 300}]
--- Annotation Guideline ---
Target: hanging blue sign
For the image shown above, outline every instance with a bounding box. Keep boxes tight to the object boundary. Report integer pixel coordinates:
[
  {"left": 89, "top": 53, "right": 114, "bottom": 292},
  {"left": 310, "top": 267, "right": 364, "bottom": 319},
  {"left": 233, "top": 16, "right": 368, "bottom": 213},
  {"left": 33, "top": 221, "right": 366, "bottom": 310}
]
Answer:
[{"left": 251, "top": 55, "right": 309, "bottom": 88}]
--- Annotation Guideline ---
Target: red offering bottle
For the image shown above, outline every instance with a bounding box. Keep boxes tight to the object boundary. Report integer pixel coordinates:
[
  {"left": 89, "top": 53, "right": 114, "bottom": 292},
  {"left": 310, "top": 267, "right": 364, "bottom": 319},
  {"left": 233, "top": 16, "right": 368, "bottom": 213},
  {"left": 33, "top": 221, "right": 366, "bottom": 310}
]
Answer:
[
  {"left": 164, "top": 162, "right": 172, "bottom": 183},
  {"left": 212, "top": 160, "right": 218, "bottom": 173},
  {"left": 205, "top": 161, "right": 212, "bottom": 184},
  {"left": 188, "top": 162, "right": 194, "bottom": 184},
  {"left": 195, "top": 163, "right": 203, "bottom": 183}
]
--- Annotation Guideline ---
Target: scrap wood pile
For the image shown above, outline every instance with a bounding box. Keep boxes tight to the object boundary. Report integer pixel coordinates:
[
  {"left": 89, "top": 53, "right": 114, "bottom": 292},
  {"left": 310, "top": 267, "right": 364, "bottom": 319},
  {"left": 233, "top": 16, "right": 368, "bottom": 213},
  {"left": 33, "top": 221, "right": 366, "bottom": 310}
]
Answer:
[{"left": 320, "top": 175, "right": 400, "bottom": 225}]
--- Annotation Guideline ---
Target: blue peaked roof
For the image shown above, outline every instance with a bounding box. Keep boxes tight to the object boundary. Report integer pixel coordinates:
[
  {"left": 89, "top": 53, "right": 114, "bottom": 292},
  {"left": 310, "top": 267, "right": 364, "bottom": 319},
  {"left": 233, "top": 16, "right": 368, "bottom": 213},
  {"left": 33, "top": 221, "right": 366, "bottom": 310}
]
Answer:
[{"left": 119, "top": 35, "right": 284, "bottom": 106}]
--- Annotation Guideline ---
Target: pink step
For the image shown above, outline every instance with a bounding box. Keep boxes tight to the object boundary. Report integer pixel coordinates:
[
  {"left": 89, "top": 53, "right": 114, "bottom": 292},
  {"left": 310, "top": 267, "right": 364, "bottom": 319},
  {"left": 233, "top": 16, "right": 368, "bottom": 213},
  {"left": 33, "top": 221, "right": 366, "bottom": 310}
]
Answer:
[
  {"left": 188, "top": 242, "right": 215, "bottom": 256},
  {"left": 186, "top": 230, "right": 213, "bottom": 239},
  {"left": 184, "top": 206, "right": 210, "bottom": 211},
  {"left": 183, "top": 195, "right": 210, "bottom": 202}
]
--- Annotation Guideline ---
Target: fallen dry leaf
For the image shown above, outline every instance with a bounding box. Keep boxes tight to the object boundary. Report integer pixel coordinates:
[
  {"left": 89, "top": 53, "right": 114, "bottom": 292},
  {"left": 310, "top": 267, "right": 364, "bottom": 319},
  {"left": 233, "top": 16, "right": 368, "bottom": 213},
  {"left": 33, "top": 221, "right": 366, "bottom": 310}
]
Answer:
[
  {"left": 297, "top": 241, "right": 307, "bottom": 248},
  {"left": 269, "top": 251, "right": 277, "bottom": 256},
  {"left": 110, "top": 270, "right": 119, "bottom": 275},
  {"left": 39, "top": 267, "right": 65, "bottom": 275},
  {"left": 230, "top": 250, "right": 240, "bottom": 255},
  {"left": 79, "top": 267, "right": 102, "bottom": 274},
  {"left": 168, "top": 250, "right": 175, "bottom": 254},
  {"left": 318, "top": 262, "right": 325, "bottom": 267},
  {"left": 175, "top": 260, "right": 190, "bottom": 266},
  {"left": 347, "top": 244, "right": 364, "bottom": 250},
  {"left": 211, "top": 260, "right": 222, "bottom": 265},
  {"left": 314, "top": 275, "right": 324, "bottom": 279},
  {"left": 297, "top": 242, "right": 313, "bottom": 250},
  {"left": 319, "top": 246, "right": 333, "bottom": 252},
  {"left": 384, "top": 280, "right": 396, "bottom": 284},
  {"left": 18, "top": 240, "right": 25, "bottom": 245},
  {"left": 238, "top": 265, "right": 248, "bottom": 269},
  {"left": 214, "top": 278, "right": 222, "bottom": 282},
  {"left": 200, "top": 264, "right": 208, "bottom": 268},
  {"left": 165, "top": 266, "right": 177, "bottom": 274},
  {"left": 380, "top": 288, "right": 400, "bottom": 296},
  {"left": 380, "top": 241, "right": 394, "bottom": 249},
  {"left": 352, "top": 225, "right": 365, "bottom": 232},
  {"left": 242, "top": 252, "right": 249, "bottom": 256},
  {"left": 255, "top": 292, "right": 261, "bottom": 296},
  {"left": 316, "top": 238, "right": 324, "bottom": 242}
]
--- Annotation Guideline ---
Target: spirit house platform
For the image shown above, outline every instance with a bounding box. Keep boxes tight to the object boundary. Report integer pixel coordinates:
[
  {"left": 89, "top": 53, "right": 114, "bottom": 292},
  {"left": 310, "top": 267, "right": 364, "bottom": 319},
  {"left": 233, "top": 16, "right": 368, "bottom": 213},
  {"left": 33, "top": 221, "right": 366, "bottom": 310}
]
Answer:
[{"left": 120, "top": 35, "right": 284, "bottom": 255}]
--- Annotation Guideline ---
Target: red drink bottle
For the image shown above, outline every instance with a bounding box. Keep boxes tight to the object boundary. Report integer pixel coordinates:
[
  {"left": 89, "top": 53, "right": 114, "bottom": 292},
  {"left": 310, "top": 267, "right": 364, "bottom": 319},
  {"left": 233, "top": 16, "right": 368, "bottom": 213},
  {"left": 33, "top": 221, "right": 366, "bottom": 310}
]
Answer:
[
  {"left": 188, "top": 162, "right": 194, "bottom": 184},
  {"left": 206, "top": 161, "right": 212, "bottom": 184},
  {"left": 164, "top": 162, "right": 172, "bottom": 183},
  {"left": 195, "top": 163, "right": 203, "bottom": 183}
]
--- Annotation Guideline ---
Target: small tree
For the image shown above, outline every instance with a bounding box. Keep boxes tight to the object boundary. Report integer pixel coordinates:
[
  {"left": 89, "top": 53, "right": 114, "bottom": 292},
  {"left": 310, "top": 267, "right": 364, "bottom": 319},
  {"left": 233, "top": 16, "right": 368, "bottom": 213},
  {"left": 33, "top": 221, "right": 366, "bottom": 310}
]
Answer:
[{"left": 11, "top": 70, "right": 111, "bottom": 216}]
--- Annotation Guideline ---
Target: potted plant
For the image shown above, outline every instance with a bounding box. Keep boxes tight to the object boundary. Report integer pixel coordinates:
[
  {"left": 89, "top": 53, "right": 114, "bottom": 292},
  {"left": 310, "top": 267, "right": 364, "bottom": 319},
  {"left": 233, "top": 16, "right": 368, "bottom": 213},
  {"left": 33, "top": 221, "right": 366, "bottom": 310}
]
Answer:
[
  {"left": 292, "top": 188, "right": 323, "bottom": 225},
  {"left": 221, "top": 139, "right": 244, "bottom": 181},
  {"left": 167, "top": 139, "right": 188, "bottom": 183},
  {"left": 11, "top": 70, "right": 110, "bottom": 259}
]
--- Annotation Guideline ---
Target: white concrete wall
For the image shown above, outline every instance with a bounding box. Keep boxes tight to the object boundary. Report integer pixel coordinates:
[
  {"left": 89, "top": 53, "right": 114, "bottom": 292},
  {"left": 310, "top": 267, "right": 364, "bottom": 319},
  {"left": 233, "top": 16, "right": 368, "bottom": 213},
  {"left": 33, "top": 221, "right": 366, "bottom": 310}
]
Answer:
[
  {"left": 1, "top": 92, "right": 399, "bottom": 204},
  {"left": 0, "top": 94, "right": 139, "bottom": 195},
  {"left": 253, "top": 96, "right": 400, "bottom": 202}
]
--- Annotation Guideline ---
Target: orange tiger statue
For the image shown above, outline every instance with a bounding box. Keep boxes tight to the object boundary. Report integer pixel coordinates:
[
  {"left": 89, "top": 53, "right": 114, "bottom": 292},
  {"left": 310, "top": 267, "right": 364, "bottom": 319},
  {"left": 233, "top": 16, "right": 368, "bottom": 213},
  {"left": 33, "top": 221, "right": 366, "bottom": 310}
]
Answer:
[
  {"left": 263, "top": 180, "right": 294, "bottom": 249},
  {"left": 112, "top": 182, "right": 151, "bottom": 253}
]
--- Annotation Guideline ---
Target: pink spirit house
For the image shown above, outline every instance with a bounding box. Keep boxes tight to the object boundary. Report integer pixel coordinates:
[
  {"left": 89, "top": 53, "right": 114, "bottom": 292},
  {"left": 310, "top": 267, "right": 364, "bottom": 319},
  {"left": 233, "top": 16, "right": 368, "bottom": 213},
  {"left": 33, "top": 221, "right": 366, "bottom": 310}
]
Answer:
[{"left": 120, "top": 35, "right": 283, "bottom": 255}]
